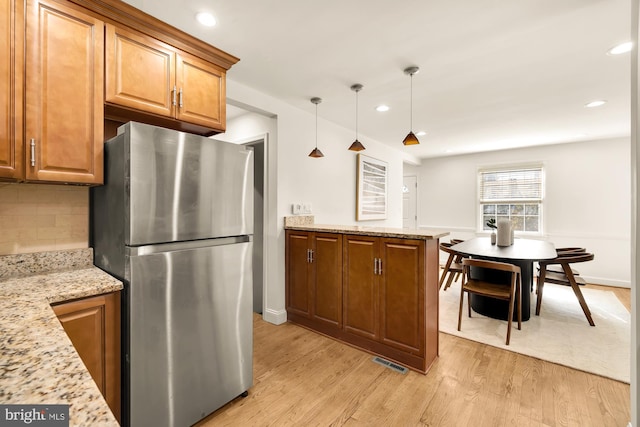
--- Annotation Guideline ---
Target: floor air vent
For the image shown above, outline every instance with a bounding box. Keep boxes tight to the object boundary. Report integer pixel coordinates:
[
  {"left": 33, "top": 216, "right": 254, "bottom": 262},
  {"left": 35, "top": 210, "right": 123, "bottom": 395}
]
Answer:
[{"left": 372, "top": 357, "right": 408, "bottom": 374}]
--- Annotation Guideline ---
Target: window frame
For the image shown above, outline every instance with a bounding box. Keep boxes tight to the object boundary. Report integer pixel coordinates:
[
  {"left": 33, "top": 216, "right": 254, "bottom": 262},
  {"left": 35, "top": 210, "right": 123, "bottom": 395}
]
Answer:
[{"left": 477, "top": 163, "right": 545, "bottom": 236}]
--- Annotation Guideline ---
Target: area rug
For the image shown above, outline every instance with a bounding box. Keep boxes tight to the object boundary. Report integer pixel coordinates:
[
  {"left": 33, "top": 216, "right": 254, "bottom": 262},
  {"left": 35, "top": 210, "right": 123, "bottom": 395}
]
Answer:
[{"left": 439, "top": 280, "right": 631, "bottom": 383}]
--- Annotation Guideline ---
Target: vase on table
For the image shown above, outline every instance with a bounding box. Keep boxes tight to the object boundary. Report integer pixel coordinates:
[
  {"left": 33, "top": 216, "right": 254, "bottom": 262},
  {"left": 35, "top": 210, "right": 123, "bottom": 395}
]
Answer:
[
  {"left": 490, "top": 231, "right": 496, "bottom": 245},
  {"left": 496, "top": 219, "right": 513, "bottom": 247}
]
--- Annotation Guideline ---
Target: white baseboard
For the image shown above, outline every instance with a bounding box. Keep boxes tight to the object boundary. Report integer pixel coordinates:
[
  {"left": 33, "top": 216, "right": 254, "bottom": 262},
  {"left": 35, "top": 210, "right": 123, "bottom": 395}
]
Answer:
[
  {"left": 582, "top": 276, "right": 631, "bottom": 288},
  {"left": 262, "top": 308, "right": 287, "bottom": 325}
]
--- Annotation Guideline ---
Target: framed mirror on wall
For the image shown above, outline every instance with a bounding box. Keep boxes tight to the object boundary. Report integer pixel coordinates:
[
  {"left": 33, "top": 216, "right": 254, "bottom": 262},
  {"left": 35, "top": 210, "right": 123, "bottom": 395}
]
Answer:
[{"left": 356, "top": 154, "right": 388, "bottom": 221}]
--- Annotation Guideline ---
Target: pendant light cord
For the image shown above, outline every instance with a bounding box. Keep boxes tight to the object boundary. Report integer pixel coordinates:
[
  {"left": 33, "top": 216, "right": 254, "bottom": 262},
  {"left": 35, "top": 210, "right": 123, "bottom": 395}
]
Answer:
[
  {"left": 355, "top": 90, "right": 359, "bottom": 139},
  {"left": 410, "top": 73, "right": 413, "bottom": 131},
  {"left": 315, "top": 103, "right": 318, "bottom": 149}
]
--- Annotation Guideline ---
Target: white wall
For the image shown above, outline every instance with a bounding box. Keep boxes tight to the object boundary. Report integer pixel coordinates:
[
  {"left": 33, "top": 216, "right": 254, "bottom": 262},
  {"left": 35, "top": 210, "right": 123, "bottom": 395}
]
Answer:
[
  {"left": 630, "top": 0, "right": 638, "bottom": 423},
  {"left": 417, "top": 137, "right": 631, "bottom": 287},
  {"left": 223, "top": 78, "right": 420, "bottom": 324}
]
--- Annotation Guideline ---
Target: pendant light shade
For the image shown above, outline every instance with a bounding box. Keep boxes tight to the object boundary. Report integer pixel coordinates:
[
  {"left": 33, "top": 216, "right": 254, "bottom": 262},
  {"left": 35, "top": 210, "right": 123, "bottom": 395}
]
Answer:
[
  {"left": 403, "top": 131, "right": 419, "bottom": 146},
  {"left": 348, "top": 84, "right": 365, "bottom": 152},
  {"left": 403, "top": 66, "right": 420, "bottom": 146},
  {"left": 308, "top": 97, "right": 324, "bottom": 158}
]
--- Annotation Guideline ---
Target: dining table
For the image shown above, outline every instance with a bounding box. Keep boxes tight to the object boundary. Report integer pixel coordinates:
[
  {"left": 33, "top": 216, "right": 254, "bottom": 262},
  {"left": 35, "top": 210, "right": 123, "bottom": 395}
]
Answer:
[{"left": 450, "top": 237, "right": 557, "bottom": 321}]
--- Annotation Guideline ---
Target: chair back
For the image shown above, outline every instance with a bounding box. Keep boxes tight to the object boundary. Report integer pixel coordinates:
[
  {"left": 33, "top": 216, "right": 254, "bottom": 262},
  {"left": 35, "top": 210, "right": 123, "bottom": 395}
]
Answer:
[
  {"left": 462, "top": 258, "right": 521, "bottom": 274},
  {"left": 440, "top": 242, "right": 459, "bottom": 256},
  {"left": 540, "top": 252, "right": 594, "bottom": 267},
  {"left": 555, "top": 247, "right": 586, "bottom": 254}
]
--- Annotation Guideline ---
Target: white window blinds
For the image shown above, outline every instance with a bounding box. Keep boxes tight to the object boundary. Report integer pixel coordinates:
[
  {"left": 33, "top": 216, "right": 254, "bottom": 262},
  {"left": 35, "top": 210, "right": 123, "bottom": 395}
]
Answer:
[{"left": 479, "top": 167, "right": 543, "bottom": 203}]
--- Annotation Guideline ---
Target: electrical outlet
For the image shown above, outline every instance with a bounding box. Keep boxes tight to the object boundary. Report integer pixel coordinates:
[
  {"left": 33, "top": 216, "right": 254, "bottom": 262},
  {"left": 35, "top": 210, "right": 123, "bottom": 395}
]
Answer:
[
  {"left": 292, "top": 203, "right": 302, "bottom": 214},
  {"left": 303, "top": 203, "right": 312, "bottom": 214}
]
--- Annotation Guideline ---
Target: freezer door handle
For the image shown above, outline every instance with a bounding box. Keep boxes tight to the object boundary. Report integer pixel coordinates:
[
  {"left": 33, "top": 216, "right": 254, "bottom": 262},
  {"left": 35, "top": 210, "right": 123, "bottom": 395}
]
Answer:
[{"left": 127, "top": 235, "right": 252, "bottom": 256}]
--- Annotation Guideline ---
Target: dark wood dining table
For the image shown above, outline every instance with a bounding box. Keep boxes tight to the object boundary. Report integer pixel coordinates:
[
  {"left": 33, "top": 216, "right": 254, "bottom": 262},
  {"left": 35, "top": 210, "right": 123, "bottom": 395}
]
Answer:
[{"left": 450, "top": 237, "right": 557, "bottom": 321}]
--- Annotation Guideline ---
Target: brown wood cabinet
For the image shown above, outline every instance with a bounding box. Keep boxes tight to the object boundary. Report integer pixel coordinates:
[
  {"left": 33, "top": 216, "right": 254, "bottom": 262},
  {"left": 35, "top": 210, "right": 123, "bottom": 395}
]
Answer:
[
  {"left": 0, "top": 0, "right": 23, "bottom": 181},
  {"left": 344, "top": 236, "right": 425, "bottom": 355},
  {"left": 286, "top": 229, "right": 440, "bottom": 373},
  {"left": 286, "top": 230, "right": 343, "bottom": 332},
  {"left": 52, "top": 291, "right": 121, "bottom": 422},
  {"left": 2, "top": 0, "right": 238, "bottom": 185},
  {"left": 24, "top": 0, "right": 104, "bottom": 184},
  {"left": 105, "top": 23, "right": 226, "bottom": 132}
]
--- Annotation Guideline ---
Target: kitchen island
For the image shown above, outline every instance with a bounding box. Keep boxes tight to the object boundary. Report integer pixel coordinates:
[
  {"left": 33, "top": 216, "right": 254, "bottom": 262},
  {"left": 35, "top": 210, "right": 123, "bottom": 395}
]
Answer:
[
  {"left": 284, "top": 221, "right": 448, "bottom": 373},
  {"left": 0, "top": 249, "right": 122, "bottom": 426}
]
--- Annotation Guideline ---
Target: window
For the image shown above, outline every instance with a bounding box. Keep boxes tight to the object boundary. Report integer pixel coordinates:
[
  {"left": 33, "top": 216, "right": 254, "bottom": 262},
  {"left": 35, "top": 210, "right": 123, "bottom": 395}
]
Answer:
[{"left": 479, "top": 166, "right": 543, "bottom": 233}]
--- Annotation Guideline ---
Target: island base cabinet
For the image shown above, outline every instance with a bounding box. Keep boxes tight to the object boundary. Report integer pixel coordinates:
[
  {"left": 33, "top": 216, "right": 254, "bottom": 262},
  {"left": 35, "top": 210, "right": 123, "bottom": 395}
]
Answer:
[
  {"left": 286, "top": 230, "right": 439, "bottom": 374},
  {"left": 52, "top": 291, "right": 121, "bottom": 422},
  {"left": 286, "top": 230, "right": 343, "bottom": 335}
]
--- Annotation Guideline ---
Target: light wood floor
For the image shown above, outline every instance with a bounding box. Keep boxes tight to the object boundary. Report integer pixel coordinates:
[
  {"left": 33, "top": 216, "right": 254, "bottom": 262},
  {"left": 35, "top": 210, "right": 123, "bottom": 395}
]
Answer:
[{"left": 198, "top": 286, "right": 631, "bottom": 427}]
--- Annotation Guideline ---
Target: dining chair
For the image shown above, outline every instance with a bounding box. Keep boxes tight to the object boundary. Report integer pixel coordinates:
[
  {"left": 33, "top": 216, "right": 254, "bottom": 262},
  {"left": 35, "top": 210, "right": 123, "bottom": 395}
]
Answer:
[
  {"left": 535, "top": 252, "right": 596, "bottom": 326},
  {"left": 458, "top": 258, "right": 522, "bottom": 345},
  {"left": 439, "top": 241, "right": 464, "bottom": 290},
  {"left": 545, "top": 247, "right": 586, "bottom": 276}
]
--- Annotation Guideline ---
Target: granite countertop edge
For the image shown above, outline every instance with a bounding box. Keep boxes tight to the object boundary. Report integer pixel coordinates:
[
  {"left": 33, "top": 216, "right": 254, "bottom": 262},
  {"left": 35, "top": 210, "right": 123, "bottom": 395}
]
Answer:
[
  {"left": 0, "top": 259, "right": 123, "bottom": 426},
  {"left": 284, "top": 223, "right": 450, "bottom": 239}
]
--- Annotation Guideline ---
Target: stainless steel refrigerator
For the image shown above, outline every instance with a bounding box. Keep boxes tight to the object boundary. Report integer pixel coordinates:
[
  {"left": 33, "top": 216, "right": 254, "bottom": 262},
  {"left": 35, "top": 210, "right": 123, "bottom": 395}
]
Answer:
[{"left": 91, "top": 122, "right": 253, "bottom": 427}]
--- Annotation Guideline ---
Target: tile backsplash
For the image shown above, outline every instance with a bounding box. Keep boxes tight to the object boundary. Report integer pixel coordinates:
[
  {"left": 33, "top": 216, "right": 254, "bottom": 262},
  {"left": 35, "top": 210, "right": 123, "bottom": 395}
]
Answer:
[{"left": 0, "top": 183, "right": 89, "bottom": 255}]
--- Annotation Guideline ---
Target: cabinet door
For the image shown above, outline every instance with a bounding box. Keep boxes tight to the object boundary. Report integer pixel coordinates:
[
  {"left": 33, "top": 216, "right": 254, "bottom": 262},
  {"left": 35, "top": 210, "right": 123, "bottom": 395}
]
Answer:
[
  {"left": 105, "top": 23, "right": 175, "bottom": 118},
  {"left": 176, "top": 52, "right": 225, "bottom": 131},
  {"left": 285, "top": 230, "right": 312, "bottom": 318},
  {"left": 379, "top": 238, "right": 425, "bottom": 355},
  {"left": 312, "top": 233, "right": 343, "bottom": 328},
  {"left": 343, "top": 235, "right": 379, "bottom": 340},
  {"left": 0, "top": 0, "right": 23, "bottom": 180},
  {"left": 25, "top": 0, "right": 104, "bottom": 184},
  {"left": 52, "top": 291, "right": 121, "bottom": 422}
]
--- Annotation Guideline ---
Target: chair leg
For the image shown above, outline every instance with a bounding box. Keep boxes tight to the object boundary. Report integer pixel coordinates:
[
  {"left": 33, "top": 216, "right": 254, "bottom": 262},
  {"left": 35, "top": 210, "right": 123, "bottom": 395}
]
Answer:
[
  {"left": 517, "top": 273, "right": 522, "bottom": 331},
  {"left": 439, "top": 255, "right": 454, "bottom": 290},
  {"left": 444, "top": 271, "right": 456, "bottom": 290},
  {"left": 467, "top": 293, "right": 472, "bottom": 318},
  {"left": 535, "top": 269, "right": 546, "bottom": 316},
  {"left": 562, "top": 264, "right": 595, "bottom": 326},
  {"left": 457, "top": 291, "right": 465, "bottom": 332},
  {"left": 506, "top": 278, "right": 515, "bottom": 346}
]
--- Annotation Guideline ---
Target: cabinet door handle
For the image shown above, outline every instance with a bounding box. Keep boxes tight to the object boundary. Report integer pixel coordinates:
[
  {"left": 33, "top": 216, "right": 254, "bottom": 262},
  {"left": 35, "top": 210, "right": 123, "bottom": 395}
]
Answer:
[
  {"left": 30, "top": 138, "right": 36, "bottom": 166},
  {"left": 309, "top": 249, "right": 314, "bottom": 263},
  {"left": 172, "top": 85, "right": 177, "bottom": 106},
  {"left": 378, "top": 259, "right": 383, "bottom": 276},
  {"left": 179, "top": 88, "right": 183, "bottom": 108},
  {"left": 306, "top": 249, "right": 310, "bottom": 263},
  {"left": 374, "top": 258, "right": 378, "bottom": 275}
]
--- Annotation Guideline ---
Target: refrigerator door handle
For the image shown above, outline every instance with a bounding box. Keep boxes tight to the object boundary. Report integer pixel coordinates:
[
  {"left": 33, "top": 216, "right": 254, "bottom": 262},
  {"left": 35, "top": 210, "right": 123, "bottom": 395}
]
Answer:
[{"left": 127, "top": 235, "right": 252, "bottom": 256}]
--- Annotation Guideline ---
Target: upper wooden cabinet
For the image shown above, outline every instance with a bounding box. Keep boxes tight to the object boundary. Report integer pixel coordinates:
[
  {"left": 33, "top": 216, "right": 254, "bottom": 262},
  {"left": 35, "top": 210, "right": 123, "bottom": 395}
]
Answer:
[
  {"left": 0, "top": 0, "right": 23, "bottom": 181},
  {"left": 105, "top": 23, "right": 226, "bottom": 132},
  {"left": 1, "top": 0, "right": 237, "bottom": 184},
  {"left": 24, "top": 0, "right": 104, "bottom": 184}
]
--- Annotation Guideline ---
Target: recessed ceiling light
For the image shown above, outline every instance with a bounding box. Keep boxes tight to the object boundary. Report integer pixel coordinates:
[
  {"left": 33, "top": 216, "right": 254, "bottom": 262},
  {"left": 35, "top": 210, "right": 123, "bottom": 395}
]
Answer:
[
  {"left": 416, "top": 131, "right": 427, "bottom": 136},
  {"left": 375, "top": 105, "right": 390, "bottom": 112},
  {"left": 584, "top": 100, "right": 607, "bottom": 108},
  {"left": 607, "top": 41, "right": 632, "bottom": 55},
  {"left": 196, "top": 12, "right": 216, "bottom": 27}
]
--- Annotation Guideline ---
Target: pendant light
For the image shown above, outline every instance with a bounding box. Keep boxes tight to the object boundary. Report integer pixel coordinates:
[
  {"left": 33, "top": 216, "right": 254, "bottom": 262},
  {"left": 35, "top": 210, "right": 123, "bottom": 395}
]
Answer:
[
  {"left": 402, "top": 66, "right": 420, "bottom": 146},
  {"left": 348, "top": 84, "right": 365, "bottom": 151},
  {"left": 308, "top": 97, "right": 324, "bottom": 158}
]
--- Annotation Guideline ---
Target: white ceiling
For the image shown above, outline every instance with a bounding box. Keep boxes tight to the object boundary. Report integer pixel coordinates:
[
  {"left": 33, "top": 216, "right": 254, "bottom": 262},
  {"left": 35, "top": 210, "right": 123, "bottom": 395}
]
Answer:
[{"left": 122, "top": 0, "right": 631, "bottom": 159}]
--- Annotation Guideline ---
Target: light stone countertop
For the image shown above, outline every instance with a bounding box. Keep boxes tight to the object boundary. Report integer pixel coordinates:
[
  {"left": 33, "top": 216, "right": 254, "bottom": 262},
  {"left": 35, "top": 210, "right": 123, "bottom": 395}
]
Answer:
[
  {"left": 284, "top": 223, "right": 450, "bottom": 240},
  {"left": 0, "top": 249, "right": 123, "bottom": 426}
]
